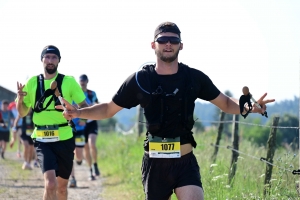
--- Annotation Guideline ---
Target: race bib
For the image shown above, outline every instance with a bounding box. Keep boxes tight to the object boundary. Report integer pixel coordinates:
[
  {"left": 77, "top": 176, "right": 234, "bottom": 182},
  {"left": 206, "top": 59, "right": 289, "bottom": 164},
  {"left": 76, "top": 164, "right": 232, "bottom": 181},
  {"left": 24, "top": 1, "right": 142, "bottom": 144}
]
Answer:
[
  {"left": 75, "top": 135, "right": 85, "bottom": 146},
  {"left": 36, "top": 125, "right": 59, "bottom": 142},
  {"left": 149, "top": 135, "right": 181, "bottom": 158},
  {"left": 26, "top": 129, "right": 33, "bottom": 136}
]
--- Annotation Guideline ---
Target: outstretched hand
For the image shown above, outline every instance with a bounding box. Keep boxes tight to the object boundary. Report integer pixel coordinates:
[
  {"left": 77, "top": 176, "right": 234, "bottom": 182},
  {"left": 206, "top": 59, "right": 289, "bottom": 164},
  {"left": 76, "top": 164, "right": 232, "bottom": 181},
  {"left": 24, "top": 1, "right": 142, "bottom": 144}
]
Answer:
[
  {"left": 55, "top": 98, "right": 80, "bottom": 120},
  {"left": 251, "top": 93, "right": 275, "bottom": 114},
  {"left": 17, "top": 82, "right": 27, "bottom": 102}
]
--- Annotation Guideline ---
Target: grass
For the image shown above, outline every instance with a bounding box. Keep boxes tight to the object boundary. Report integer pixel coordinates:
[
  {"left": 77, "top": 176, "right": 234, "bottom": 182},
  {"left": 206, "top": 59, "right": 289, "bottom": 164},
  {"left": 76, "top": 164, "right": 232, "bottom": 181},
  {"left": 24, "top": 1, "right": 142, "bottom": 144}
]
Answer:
[
  {"left": 96, "top": 130, "right": 300, "bottom": 200},
  {"left": 4, "top": 141, "right": 33, "bottom": 180}
]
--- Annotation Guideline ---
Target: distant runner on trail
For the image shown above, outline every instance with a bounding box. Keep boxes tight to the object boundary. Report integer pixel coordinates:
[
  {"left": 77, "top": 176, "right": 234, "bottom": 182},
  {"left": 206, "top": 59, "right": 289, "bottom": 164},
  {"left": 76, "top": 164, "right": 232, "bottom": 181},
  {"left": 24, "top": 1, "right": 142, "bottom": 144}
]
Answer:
[
  {"left": 69, "top": 97, "right": 92, "bottom": 188},
  {"left": 79, "top": 74, "right": 100, "bottom": 180},
  {"left": 0, "top": 100, "right": 15, "bottom": 159},
  {"left": 11, "top": 109, "right": 38, "bottom": 170},
  {"left": 9, "top": 101, "right": 23, "bottom": 158}
]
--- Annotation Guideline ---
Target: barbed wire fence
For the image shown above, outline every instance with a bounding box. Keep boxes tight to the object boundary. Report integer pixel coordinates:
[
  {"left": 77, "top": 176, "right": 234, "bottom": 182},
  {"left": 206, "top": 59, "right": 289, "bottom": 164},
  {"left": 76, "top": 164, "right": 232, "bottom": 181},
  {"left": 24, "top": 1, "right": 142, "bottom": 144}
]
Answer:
[{"left": 110, "top": 114, "right": 300, "bottom": 196}]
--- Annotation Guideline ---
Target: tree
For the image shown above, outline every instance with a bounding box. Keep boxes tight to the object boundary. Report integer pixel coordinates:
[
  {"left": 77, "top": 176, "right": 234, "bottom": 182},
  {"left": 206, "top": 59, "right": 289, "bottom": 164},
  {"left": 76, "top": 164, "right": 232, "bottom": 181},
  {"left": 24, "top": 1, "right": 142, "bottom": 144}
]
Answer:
[{"left": 276, "top": 113, "right": 299, "bottom": 149}]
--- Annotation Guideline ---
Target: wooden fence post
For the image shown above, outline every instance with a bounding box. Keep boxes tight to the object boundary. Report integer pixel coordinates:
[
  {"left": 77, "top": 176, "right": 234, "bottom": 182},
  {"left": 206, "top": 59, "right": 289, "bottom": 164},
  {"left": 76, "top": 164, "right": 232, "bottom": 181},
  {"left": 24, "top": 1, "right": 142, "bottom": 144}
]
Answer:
[
  {"left": 137, "top": 105, "right": 144, "bottom": 137},
  {"left": 263, "top": 116, "right": 280, "bottom": 196},
  {"left": 228, "top": 114, "right": 239, "bottom": 185},
  {"left": 211, "top": 110, "right": 225, "bottom": 163}
]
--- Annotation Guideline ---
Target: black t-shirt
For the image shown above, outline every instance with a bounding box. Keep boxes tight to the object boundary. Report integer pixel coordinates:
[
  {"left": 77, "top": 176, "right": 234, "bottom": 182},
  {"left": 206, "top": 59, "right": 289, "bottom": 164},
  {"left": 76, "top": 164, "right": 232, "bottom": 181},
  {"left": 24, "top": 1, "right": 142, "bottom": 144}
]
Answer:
[{"left": 113, "top": 63, "right": 220, "bottom": 150}]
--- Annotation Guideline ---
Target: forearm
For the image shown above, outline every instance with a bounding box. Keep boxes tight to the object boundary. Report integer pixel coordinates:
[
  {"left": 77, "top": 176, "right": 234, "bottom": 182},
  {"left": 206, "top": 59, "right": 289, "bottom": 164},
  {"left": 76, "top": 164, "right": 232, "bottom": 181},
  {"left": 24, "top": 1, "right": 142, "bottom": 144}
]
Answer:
[
  {"left": 13, "top": 115, "right": 21, "bottom": 127},
  {"left": 16, "top": 100, "right": 30, "bottom": 117},
  {"left": 11, "top": 129, "right": 17, "bottom": 141},
  {"left": 224, "top": 97, "right": 241, "bottom": 114},
  {"left": 78, "top": 103, "right": 112, "bottom": 120}
]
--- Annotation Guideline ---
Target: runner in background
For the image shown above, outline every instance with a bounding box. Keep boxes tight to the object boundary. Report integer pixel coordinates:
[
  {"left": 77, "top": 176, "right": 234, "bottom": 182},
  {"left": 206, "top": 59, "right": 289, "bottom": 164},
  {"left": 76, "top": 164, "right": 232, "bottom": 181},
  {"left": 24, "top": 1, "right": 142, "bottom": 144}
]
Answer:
[
  {"left": 9, "top": 101, "right": 23, "bottom": 158},
  {"left": 0, "top": 100, "right": 15, "bottom": 159},
  {"left": 11, "top": 109, "right": 37, "bottom": 169},
  {"left": 79, "top": 74, "right": 100, "bottom": 180},
  {"left": 69, "top": 97, "right": 92, "bottom": 187}
]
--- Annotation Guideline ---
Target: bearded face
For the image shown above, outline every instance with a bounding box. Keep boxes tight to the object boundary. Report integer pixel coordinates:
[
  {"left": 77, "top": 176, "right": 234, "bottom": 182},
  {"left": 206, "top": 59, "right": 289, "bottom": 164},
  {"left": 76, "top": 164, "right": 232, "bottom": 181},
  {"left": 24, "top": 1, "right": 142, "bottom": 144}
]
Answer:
[
  {"left": 42, "top": 53, "right": 59, "bottom": 75},
  {"left": 45, "top": 63, "right": 58, "bottom": 74},
  {"left": 155, "top": 47, "right": 180, "bottom": 63}
]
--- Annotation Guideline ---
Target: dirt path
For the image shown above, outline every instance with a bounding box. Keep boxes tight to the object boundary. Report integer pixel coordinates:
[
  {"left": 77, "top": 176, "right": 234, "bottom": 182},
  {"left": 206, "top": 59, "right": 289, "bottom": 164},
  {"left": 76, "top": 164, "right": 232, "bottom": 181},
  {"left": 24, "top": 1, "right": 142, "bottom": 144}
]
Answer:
[{"left": 0, "top": 151, "right": 104, "bottom": 200}]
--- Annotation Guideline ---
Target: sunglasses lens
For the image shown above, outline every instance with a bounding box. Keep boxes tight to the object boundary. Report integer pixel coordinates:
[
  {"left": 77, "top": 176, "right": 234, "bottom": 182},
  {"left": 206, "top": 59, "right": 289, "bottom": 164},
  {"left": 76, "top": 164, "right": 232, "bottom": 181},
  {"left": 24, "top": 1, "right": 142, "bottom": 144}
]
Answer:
[{"left": 156, "top": 37, "right": 180, "bottom": 44}]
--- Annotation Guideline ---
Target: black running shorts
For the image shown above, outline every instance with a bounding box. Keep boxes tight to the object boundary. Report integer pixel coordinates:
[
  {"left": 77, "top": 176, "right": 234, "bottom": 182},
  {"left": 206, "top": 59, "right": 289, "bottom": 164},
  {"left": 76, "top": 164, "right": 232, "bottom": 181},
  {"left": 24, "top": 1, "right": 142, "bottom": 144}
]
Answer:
[
  {"left": 20, "top": 134, "right": 34, "bottom": 145},
  {"left": 0, "top": 131, "right": 10, "bottom": 142},
  {"left": 34, "top": 137, "right": 75, "bottom": 179},
  {"left": 73, "top": 130, "right": 85, "bottom": 148},
  {"left": 84, "top": 120, "right": 98, "bottom": 143},
  {"left": 141, "top": 151, "right": 203, "bottom": 200}
]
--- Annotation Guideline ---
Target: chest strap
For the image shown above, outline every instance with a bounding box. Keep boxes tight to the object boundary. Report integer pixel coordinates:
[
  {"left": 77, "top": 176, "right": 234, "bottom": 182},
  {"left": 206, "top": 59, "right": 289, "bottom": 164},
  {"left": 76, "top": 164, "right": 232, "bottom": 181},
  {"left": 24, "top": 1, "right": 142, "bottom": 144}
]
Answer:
[{"left": 34, "top": 123, "right": 69, "bottom": 129}]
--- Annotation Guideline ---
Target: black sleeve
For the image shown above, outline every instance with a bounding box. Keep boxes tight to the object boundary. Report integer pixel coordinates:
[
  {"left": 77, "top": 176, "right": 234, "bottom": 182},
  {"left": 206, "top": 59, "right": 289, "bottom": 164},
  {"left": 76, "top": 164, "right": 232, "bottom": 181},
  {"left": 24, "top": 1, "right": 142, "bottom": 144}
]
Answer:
[
  {"left": 112, "top": 72, "right": 150, "bottom": 109},
  {"left": 193, "top": 69, "right": 220, "bottom": 101}
]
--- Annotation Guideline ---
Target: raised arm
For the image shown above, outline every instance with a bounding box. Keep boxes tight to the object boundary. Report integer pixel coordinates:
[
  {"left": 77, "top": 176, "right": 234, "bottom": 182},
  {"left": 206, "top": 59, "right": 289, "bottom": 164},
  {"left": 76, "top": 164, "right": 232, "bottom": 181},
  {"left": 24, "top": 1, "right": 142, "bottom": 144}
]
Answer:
[
  {"left": 56, "top": 99, "right": 123, "bottom": 121},
  {"left": 210, "top": 92, "right": 275, "bottom": 115},
  {"left": 16, "top": 82, "right": 30, "bottom": 117}
]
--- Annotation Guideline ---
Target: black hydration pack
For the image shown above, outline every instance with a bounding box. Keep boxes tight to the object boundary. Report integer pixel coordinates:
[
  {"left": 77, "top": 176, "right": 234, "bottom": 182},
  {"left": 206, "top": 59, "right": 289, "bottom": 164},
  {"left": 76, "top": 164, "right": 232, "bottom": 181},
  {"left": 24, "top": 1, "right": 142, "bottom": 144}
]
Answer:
[
  {"left": 32, "top": 73, "right": 76, "bottom": 130},
  {"left": 139, "top": 63, "right": 198, "bottom": 146},
  {"left": 33, "top": 73, "right": 65, "bottom": 113}
]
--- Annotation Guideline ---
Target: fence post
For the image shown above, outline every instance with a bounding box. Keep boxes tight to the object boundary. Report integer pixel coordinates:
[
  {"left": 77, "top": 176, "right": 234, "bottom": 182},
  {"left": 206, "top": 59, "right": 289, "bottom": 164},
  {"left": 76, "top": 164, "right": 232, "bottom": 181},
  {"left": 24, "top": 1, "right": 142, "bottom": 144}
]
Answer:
[
  {"left": 211, "top": 110, "right": 225, "bottom": 163},
  {"left": 263, "top": 116, "right": 280, "bottom": 196},
  {"left": 228, "top": 114, "right": 239, "bottom": 186},
  {"left": 137, "top": 105, "right": 144, "bottom": 137}
]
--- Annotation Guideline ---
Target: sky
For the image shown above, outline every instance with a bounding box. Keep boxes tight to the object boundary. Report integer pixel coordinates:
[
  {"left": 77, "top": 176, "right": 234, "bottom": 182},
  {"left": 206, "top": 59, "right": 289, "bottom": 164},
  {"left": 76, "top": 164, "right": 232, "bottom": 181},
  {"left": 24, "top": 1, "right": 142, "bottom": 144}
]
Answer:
[{"left": 0, "top": 0, "right": 299, "bottom": 104}]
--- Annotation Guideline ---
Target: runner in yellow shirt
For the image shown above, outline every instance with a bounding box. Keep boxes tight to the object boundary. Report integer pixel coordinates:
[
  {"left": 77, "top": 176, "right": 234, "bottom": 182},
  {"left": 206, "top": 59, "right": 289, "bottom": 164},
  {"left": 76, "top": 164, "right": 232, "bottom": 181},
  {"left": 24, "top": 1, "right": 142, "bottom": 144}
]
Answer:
[{"left": 16, "top": 45, "right": 89, "bottom": 200}]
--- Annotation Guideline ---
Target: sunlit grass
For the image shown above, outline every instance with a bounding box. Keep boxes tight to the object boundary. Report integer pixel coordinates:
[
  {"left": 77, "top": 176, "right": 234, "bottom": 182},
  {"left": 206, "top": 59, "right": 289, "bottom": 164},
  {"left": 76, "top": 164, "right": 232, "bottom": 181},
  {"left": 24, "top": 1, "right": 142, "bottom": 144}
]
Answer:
[{"left": 95, "top": 131, "right": 299, "bottom": 199}]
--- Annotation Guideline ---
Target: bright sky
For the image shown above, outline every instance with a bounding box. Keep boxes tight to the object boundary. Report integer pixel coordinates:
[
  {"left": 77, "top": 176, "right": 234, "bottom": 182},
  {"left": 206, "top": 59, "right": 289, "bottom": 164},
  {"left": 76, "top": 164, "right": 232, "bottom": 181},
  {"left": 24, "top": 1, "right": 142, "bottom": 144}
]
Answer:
[{"left": 0, "top": 0, "right": 299, "bottom": 104}]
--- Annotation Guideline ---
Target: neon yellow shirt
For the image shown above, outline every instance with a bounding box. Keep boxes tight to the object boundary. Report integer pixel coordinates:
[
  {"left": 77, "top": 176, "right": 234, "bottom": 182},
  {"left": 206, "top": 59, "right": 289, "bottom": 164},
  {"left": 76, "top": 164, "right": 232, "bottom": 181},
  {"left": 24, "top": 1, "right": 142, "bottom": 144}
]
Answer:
[{"left": 21, "top": 72, "right": 85, "bottom": 141}]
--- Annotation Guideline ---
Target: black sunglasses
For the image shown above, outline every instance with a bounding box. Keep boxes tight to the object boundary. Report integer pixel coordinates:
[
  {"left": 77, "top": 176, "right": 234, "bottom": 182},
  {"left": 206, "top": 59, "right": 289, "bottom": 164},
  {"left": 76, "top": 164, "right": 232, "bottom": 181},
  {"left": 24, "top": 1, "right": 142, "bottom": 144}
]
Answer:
[{"left": 155, "top": 36, "right": 181, "bottom": 44}]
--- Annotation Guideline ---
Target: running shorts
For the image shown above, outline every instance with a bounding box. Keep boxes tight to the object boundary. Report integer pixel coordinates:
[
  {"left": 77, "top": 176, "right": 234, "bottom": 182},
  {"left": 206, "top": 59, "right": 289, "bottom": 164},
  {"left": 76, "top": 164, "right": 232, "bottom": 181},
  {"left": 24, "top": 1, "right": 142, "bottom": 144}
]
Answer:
[
  {"left": 84, "top": 120, "right": 98, "bottom": 143},
  {"left": 141, "top": 151, "right": 203, "bottom": 200},
  {"left": 34, "top": 137, "right": 75, "bottom": 179},
  {"left": 0, "top": 131, "right": 10, "bottom": 142}
]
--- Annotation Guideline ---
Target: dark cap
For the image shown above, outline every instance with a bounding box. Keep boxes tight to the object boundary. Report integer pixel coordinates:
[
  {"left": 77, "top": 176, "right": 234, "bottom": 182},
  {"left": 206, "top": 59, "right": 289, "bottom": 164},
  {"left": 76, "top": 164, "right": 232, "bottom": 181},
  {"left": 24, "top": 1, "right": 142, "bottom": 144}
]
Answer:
[
  {"left": 79, "top": 74, "right": 88, "bottom": 81},
  {"left": 1, "top": 99, "right": 9, "bottom": 105},
  {"left": 41, "top": 45, "right": 61, "bottom": 61},
  {"left": 154, "top": 22, "right": 181, "bottom": 39}
]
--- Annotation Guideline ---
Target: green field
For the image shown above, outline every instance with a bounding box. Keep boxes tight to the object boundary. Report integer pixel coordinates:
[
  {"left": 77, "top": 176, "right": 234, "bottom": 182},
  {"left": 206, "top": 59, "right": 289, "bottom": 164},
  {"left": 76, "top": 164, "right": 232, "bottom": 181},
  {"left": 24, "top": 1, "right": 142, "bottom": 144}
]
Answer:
[{"left": 97, "top": 130, "right": 299, "bottom": 200}]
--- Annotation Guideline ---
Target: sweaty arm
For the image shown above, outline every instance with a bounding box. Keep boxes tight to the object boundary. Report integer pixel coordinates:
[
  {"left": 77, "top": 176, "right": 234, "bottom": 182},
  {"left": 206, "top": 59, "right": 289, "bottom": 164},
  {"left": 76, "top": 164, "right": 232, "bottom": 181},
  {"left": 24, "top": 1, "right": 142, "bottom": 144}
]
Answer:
[
  {"left": 210, "top": 93, "right": 241, "bottom": 114},
  {"left": 78, "top": 100, "right": 123, "bottom": 120}
]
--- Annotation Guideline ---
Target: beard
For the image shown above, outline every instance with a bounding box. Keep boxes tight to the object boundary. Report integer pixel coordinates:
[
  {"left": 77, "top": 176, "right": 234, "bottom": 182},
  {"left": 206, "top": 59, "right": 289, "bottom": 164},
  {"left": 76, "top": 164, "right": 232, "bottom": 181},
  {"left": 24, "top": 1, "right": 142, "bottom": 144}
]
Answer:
[
  {"left": 156, "top": 48, "right": 180, "bottom": 63},
  {"left": 45, "top": 64, "right": 58, "bottom": 74}
]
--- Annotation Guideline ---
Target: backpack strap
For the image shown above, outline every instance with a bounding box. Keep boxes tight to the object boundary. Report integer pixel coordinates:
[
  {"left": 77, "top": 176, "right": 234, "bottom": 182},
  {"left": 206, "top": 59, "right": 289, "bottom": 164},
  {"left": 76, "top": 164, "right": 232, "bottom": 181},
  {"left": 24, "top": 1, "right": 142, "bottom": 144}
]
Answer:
[
  {"left": 33, "top": 73, "right": 65, "bottom": 113},
  {"left": 54, "top": 74, "right": 65, "bottom": 109},
  {"left": 86, "top": 89, "right": 93, "bottom": 103}
]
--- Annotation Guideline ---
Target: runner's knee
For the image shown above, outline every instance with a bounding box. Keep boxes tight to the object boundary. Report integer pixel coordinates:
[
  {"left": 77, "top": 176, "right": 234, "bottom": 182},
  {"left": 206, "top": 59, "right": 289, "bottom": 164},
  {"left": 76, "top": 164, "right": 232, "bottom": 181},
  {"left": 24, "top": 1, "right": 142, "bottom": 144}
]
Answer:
[
  {"left": 56, "top": 185, "right": 68, "bottom": 195},
  {"left": 45, "top": 179, "right": 57, "bottom": 191}
]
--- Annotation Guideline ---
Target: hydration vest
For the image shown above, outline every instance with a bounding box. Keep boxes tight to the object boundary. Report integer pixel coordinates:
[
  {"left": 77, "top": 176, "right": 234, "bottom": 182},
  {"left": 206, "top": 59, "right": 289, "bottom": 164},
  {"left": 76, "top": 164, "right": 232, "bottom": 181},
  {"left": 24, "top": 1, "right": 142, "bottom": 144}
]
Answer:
[
  {"left": 33, "top": 73, "right": 65, "bottom": 113},
  {"left": 141, "top": 63, "right": 198, "bottom": 144},
  {"left": 22, "top": 111, "right": 34, "bottom": 133}
]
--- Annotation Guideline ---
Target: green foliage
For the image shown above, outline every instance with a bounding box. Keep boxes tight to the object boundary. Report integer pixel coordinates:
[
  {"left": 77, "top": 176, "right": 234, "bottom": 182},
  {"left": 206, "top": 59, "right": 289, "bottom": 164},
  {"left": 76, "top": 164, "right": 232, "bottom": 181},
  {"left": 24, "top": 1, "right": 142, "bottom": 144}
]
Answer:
[
  {"left": 242, "top": 118, "right": 271, "bottom": 147},
  {"left": 241, "top": 114, "right": 299, "bottom": 148},
  {"left": 97, "top": 117, "right": 117, "bottom": 132},
  {"left": 276, "top": 113, "right": 299, "bottom": 148}
]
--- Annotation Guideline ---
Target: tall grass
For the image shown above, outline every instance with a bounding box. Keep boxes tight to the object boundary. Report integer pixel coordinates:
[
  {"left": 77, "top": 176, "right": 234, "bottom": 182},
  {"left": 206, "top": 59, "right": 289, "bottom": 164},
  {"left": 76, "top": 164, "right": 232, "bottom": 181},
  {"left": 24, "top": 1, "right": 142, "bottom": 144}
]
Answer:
[{"left": 96, "top": 131, "right": 299, "bottom": 200}]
